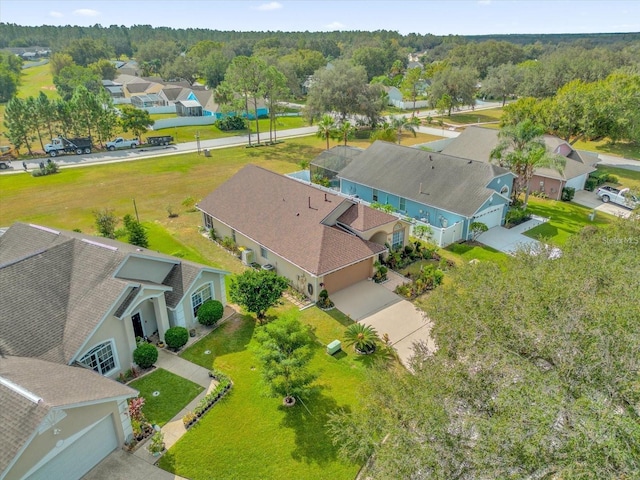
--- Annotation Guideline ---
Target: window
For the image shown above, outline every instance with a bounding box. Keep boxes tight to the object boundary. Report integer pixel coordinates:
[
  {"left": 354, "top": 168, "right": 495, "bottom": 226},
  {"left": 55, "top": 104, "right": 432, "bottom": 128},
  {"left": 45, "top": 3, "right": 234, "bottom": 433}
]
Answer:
[
  {"left": 372, "top": 189, "right": 379, "bottom": 202},
  {"left": 204, "top": 214, "right": 213, "bottom": 230},
  {"left": 399, "top": 197, "right": 406, "bottom": 212},
  {"left": 260, "top": 246, "right": 268, "bottom": 259},
  {"left": 80, "top": 341, "right": 117, "bottom": 375},
  {"left": 392, "top": 224, "right": 404, "bottom": 250},
  {"left": 500, "top": 185, "right": 509, "bottom": 195},
  {"left": 191, "top": 283, "right": 212, "bottom": 317},
  {"left": 231, "top": 229, "right": 236, "bottom": 242}
]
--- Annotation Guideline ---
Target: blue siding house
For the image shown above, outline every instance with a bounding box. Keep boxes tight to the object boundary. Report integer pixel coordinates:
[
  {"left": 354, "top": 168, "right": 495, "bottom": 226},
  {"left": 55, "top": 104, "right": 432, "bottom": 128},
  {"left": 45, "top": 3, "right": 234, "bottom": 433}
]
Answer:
[{"left": 337, "top": 141, "right": 516, "bottom": 246}]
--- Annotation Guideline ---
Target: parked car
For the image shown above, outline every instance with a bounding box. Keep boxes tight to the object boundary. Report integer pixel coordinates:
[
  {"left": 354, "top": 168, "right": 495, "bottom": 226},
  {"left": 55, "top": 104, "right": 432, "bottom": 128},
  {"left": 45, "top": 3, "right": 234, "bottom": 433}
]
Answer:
[
  {"left": 596, "top": 185, "right": 639, "bottom": 209},
  {"left": 106, "top": 137, "right": 139, "bottom": 150}
]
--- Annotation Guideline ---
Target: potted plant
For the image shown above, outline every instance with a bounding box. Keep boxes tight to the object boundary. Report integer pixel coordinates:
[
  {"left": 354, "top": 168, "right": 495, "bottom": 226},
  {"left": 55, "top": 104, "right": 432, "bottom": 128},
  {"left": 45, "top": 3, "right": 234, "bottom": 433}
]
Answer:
[
  {"left": 148, "top": 431, "right": 165, "bottom": 457},
  {"left": 182, "top": 411, "right": 197, "bottom": 428}
]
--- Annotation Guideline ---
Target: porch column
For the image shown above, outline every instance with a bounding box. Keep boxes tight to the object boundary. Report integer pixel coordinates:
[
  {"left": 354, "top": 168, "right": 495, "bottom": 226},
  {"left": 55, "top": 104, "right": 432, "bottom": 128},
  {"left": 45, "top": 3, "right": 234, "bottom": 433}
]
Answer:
[{"left": 152, "top": 295, "right": 171, "bottom": 342}]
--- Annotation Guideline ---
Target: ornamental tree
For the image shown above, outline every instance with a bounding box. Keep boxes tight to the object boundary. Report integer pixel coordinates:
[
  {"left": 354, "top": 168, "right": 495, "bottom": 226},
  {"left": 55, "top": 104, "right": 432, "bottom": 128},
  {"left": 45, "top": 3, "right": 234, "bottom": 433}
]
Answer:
[{"left": 229, "top": 269, "right": 289, "bottom": 322}]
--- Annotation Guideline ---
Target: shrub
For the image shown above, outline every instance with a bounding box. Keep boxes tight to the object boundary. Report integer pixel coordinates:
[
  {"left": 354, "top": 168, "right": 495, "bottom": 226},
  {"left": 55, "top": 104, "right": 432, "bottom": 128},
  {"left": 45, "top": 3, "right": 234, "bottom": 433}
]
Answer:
[
  {"left": 215, "top": 115, "right": 247, "bottom": 131},
  {"left": 344, "top": 323, "right": 378, "bottom": 353},
  {"left": 197, "top": 299, "right": 224, "bottom": 326},
  {"left": 561, "top": 186, "right": 576, "bottom": 202},
  {"left": 584, "top": 177, "right": 598, "bottom": 191},
  {"left": 505, "top": 207, "right": 529, "bottom": 226},
  {"left": 165, "top": 326, "right": 189, "bottom": 350},
  {"left": 133, "top": 342, "right": 158, "bottom": 369}
]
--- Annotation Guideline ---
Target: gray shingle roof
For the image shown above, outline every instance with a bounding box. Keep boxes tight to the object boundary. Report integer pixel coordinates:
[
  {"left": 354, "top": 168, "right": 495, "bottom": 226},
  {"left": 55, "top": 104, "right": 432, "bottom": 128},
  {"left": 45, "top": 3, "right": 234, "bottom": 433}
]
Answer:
[
  {"left": 441, "top": 126, "right": 597, "bottom": 181},
  {"left": 198, "top": 165, "right": 387, "bottom": 276},
  {"left": 338, "top": 141, "right": 511, "bottom": 217},
  {"left": 0, "top": 356, "right": 136, "bottom": 474},
  {"left": 0, "top": 223, "right": 227, "bottom": 363},
  {"left": 337, "top": 203, "right": 397, "bottom": 232}
]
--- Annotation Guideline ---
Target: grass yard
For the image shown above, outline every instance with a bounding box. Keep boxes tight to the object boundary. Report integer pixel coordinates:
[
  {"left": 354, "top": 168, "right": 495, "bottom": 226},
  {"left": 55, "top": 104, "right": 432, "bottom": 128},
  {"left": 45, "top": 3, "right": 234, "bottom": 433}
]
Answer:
[
  {"left": 441, "top": 107, "right": 504, "bottom": 126},
  {"left": 571, "top": 138, "right": 640, "bottom": 160},
  {"left": 129, "top": 368, "right": 204, "bottom": 427},
  {"left": 160, "top": 306, "right": 384, "bottom": 480},
  {"left": 442, "top": 242, "right": 509, "bottom": 267},
  {"left": 523, "top": 197, "right": 613, "bottom": 245},
  {"left": 593, "top": 165, "right": 640, "bottom": 191}
]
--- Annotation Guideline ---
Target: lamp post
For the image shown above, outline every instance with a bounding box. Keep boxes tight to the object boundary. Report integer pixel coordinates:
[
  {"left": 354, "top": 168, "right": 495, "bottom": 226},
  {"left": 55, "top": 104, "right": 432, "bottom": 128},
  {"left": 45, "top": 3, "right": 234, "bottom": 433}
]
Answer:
[{"left": 195, "top": 131, "right": 200, "bottom": 155}]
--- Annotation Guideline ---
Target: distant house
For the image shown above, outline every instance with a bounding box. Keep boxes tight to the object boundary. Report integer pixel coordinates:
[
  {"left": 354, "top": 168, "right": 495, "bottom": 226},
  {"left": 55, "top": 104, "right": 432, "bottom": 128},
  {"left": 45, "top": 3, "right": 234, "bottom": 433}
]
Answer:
[
  {"left": 198, "top": 165, "right": 409, "bottom": 300},
  {"left": 336, "top": 141, "right": 516, "bottom": 246},
  {"left": 440, "top": 126, "right": 598, "bottom": 200},
  {"left": 383, "top": 85, "right": 429, "bottom": 110},
  {"left": 131, "top": 93, "right": 165, "bottom": 108},
  {"left": 0, "top": 223, "right": 228, "bottom": 480},
  {"left": 176, "top": 99, "right": 203, "bottom": 117}
]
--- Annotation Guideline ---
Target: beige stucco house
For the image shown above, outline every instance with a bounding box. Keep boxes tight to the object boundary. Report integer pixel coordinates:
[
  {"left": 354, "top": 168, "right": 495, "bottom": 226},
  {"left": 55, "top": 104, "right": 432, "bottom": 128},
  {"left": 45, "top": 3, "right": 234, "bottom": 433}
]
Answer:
[
  {"left": 0, "top": 222, "right": 229, "bottom": 480},
  {"left": 198, "top": 165, "right": 409, "bottom": 301}
]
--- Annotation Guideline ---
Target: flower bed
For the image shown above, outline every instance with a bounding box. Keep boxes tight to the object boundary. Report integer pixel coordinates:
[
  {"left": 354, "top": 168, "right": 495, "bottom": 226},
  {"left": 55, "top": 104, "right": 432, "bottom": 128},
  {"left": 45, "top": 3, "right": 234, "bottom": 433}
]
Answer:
[{"left": 182, "top": 369, "right": 233, "bottom": 429}]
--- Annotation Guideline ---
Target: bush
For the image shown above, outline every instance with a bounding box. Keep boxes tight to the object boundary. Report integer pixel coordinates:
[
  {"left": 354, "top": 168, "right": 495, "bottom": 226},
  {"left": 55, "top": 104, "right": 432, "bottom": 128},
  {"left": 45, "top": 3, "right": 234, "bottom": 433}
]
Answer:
[
  {"left": 133, "top": 343, "right": 158, "bottom": 369},
  {"left": 561, "top": 186, "right": 576, "bottom": 202},
  {"left": 165, "top": 326, "right": 189, "bottom": 350},
  {"left": 584, "top": 177, "right": 598, "bottom": 191},
  {"left": 215, "top": 115, "right": 247, "bottom": 131},
  {"left": 505, "top": 207, "right": 529, "bottom": 226},
  {"left": 197, "top": 299, "right": 224, "bottom": 326}
]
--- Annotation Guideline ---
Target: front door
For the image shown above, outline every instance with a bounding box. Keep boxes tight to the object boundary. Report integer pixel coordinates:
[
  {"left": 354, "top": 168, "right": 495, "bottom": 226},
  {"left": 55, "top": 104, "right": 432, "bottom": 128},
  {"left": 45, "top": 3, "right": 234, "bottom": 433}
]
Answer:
[{"left": 131, "top": 313, "right": 144, "bottom": 338}]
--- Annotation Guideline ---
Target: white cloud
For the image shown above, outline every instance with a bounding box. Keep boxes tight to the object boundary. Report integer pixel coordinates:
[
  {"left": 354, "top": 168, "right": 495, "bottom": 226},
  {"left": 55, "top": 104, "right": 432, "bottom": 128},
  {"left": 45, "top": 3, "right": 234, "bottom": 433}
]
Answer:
[
  {"left": 256, "top": 2, "right": 283, "bottom": 11},
  {"left": 325, "top": 21, "right": 346, "bottom": 30},
  {"left": 49, "top": 11, "right": 64, "bottom": 18},
  {"left": 72, "top": 9, "right": 101, "bottom": 17}
]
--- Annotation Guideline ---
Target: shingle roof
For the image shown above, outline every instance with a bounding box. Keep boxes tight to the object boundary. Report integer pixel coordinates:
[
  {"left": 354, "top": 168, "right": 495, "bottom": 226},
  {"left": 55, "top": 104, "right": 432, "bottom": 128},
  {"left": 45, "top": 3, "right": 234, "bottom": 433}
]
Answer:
[
  {"left": 337, "top": 203, "right": 397, "bottom": 232},
  {"left": 441, "top": 126, "right": 597, "bottom": 181},
  {"left": 0, "top": 356, "right": 136, "bottom": 474},
  {"left": 198, "top": 165, "right": 386, "bottom": 276},
  {"left": 338, "top": 141, "right": 511, "bottom": 217},
  {"left": 0, "top": 223, "right": 227, "bottom": 363}
]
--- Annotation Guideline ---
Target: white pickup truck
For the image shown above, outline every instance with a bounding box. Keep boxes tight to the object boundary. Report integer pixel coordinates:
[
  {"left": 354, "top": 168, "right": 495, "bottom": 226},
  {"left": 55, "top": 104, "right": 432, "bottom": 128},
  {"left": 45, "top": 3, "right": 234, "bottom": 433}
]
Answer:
[
  {"left": 596, "top": 185, "right": 639, "bottom": 209},
  {"left": 106, "top": 137, "right": 140, "bottom": 151}
]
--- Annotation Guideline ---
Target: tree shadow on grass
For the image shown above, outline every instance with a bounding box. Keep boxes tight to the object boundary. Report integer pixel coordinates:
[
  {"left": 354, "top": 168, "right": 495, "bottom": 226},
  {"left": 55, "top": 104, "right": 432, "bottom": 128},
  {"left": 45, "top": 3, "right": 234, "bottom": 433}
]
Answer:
[
  {"left": 280, "top": 388, "right": 352, "bottom": 466},
  {"left": 247, "top": 142, "right": 320, "bottom": 164}
]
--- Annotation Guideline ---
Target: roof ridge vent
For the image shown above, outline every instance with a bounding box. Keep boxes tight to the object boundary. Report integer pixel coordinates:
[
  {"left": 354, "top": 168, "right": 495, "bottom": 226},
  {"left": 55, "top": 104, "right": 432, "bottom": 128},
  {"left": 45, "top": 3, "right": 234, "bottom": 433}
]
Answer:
[
  {"left": 29, "top": 224, "right": 60, "bottom": 235},
  {"left": 0, "top": 375, "right": 43, "bottom": 404},
  {"left": 81, "top": 238, "right": 119, "bottom": 251}
]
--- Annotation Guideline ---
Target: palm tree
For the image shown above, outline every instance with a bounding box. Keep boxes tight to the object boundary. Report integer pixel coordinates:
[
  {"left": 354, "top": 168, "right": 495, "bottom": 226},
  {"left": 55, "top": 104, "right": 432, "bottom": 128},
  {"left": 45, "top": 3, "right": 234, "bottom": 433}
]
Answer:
[
  {"left": 370, "top": 121, "right": 396, "bottom": 143},
  {"left": 335, "top": 121, "right": 355, "bottom": 146},
  {"left": 344, "top": 323, "right": 379, "bottom": 354},
  {"left": 316, "top": 115, "right": 336, "bottom": 150},
  {"left": 490, "top": 119, "right": 565, "bottom": 205},
  {"left": 390, "top": 115, "right": 420, "bottom": 144}
]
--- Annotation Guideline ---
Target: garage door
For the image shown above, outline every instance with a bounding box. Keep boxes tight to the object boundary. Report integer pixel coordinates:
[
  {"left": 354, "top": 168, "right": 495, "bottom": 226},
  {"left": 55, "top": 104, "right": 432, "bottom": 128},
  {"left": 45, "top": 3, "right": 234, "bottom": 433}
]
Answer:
[
  {"left": 26, "top": 415, "right": 118, "bottom": 480},
  {"left": 473, "top": 204, "right": 505, "bottom": 229},
  {"left": 322, "top": 258, "right": 373, "bottom": 294}
]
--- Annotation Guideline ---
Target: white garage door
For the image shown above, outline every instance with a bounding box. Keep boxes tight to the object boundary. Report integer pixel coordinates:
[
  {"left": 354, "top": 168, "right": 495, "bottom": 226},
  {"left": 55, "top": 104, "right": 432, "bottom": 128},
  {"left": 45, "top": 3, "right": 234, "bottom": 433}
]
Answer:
[
  {"left": 473, "top": 204, "right": 505, "bottom": 229},
  {"left": 25, "top": 415, "right": 118, "bottom": 480},
  {"left": 565, "top": 173, "right": 588, "bottom": 191}
]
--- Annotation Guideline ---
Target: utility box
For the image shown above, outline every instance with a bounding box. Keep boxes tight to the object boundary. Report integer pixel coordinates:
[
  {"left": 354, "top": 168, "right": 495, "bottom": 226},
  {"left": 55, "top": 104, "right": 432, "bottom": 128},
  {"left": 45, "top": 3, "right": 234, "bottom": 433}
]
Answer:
[
  {"left": 327, "top": 340, "right": 341, "bottom": 355},
  {"left": 204, "top": 149, "right": 211, "bottom": 157},
  {"left": 240, "top": 249, "right": 254, "bottom": 265}
]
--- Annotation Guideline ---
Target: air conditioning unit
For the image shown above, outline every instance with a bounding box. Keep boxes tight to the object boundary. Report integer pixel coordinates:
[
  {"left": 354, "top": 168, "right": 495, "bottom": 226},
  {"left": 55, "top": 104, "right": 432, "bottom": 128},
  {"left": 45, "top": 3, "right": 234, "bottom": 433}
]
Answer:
[{"left": 241, "top": 249, "right": 254, "bottom": 265}]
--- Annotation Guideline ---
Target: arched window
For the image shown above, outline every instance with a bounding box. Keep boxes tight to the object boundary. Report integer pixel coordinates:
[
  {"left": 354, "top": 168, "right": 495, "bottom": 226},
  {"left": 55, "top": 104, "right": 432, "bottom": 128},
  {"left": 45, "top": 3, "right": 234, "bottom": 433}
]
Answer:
[
  {"left": 392, "top": 223, "right": 404, "bottom": 250},
  {"left": 500, "top": 185, "right": 509, "bottom": 195},
  {"left": 79, "top": 340, "right": 117, "bottom": 375}
]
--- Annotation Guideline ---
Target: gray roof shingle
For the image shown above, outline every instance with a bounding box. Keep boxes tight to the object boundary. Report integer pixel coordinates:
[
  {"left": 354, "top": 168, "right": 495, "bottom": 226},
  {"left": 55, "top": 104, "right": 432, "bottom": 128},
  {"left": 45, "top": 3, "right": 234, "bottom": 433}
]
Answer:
[
  {"left": 441, "top": 126, "right": 597, "bottom": 181},
  {"left": 338, "top": 141, "right": 511, "bottom": 217}
]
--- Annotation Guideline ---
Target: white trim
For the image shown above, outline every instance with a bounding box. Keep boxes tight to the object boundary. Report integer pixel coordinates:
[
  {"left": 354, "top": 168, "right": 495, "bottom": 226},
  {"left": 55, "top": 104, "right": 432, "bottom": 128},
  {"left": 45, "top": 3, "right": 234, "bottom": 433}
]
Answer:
[{"left": 78, "top": 339, "right": 120, "bottom": 376}]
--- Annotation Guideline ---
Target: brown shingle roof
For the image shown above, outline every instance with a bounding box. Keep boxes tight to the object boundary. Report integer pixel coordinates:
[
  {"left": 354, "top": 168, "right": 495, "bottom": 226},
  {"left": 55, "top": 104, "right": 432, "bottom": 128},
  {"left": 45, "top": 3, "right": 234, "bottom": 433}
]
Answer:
[
  {"left": 198, "top": 165, "right": 385, "bottom": 276},
  {"left": 337, "top": 203, "right": 397, "bottom": 232},
  {"left": 0, "top": 357, "right": 136, "bottom": 474}
]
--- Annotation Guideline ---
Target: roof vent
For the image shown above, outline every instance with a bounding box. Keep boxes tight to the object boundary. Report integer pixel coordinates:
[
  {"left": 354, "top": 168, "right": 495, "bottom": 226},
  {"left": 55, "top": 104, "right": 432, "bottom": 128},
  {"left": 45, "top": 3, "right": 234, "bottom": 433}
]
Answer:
[
  {"left": 429, "top": 155, "right": 433, "bottom": 161},
  {"left": 431, "top": 165, "right": 435, "bottom": 169},
  {"left": 468, "top": 160, "right": 473, "bottom": 164},
  {"left": 81, "top": 238, "right": 119, "bottom": 251},
  {"left": 29, "top": 224, "right": 60, "bottom": 235},
  {"left": 0, "top": 376, "right": 42, "bottom": 404}
]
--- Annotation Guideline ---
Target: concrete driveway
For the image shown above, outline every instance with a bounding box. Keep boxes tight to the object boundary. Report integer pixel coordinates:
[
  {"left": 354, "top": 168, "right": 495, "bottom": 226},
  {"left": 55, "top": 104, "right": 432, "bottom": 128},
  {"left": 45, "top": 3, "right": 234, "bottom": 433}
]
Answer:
[
  {"left": 331, "top": 280, "right": 434, "bottom": 366},
  {"left": 476, "top": 217, "right": 546, "bottom": 254},
  {"left": 572, "top": 190, "right": 633, "bottom": 218},
  {"left": 82, "top": 449, "right": 186, "bottom": 480}
]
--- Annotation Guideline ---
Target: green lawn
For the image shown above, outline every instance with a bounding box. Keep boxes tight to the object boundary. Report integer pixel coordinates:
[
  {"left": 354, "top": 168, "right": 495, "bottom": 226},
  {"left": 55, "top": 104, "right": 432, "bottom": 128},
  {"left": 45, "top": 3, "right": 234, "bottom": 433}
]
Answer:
[
  {"left": 443, "top": 107, "right": 504, "bottom": 126},
  {"left": 443, "top": 242, "right": 509, "bottom": 267},
  {"left": 524, "top": 197, "right": 613, "bottom": 245},
  {"left": 593, "top": 165, "right": 640, "bottom": 191},
  {"left": 129, "top": 368, "right": 204, "bottom": 427},
  {"left": 160, "top": 306, "right": 385, "bottom": 480}
]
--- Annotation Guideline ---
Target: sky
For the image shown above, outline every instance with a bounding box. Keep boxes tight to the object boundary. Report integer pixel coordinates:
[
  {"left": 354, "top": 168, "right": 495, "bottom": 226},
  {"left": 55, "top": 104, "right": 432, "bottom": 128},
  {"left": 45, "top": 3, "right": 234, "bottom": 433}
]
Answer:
[{"left": 1, "top": 1, "right": 639, "bottom": 36}]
